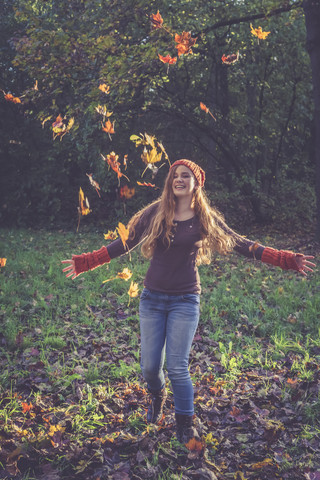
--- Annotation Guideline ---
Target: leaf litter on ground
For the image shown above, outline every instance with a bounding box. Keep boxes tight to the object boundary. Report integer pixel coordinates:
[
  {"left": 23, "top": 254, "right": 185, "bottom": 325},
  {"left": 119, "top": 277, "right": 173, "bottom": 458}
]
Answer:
[{"left": 0, "top": 228, "right": 319, "bottom": 479}]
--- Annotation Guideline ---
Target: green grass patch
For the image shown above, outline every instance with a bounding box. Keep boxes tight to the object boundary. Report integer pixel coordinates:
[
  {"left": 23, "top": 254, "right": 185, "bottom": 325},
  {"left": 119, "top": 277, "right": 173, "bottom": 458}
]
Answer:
[{"left": 0, "top": 227, "right": 319, "bottom": 479}]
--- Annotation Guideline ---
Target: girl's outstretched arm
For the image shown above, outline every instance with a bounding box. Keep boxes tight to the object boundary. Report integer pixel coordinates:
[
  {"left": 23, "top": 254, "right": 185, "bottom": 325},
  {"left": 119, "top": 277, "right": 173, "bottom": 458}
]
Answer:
[
  {"left": 61, "top": 259, "right": 77, "bottom": 279},
  {"left": 294, "top": 254, "right": 316, "bottom": 276},
  {"left": 61, "top": 245, "right": 111, "bottom": 279}
]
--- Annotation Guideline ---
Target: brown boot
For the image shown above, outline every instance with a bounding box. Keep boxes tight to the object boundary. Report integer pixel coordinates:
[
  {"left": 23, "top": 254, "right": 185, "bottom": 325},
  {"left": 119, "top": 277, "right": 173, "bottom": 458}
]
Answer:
[
  {"left": 147, "top": 387, "right": 167, "bottom": 424},
  {"left": 175, "top": 413, "right": 200, "bottom": 444}
]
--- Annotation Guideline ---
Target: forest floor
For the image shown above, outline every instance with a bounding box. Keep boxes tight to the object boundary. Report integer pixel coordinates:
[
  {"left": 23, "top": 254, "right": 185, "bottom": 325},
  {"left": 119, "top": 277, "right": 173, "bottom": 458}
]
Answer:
[{"left": 0, "top": 227, "right": 319, "bottom": 480}]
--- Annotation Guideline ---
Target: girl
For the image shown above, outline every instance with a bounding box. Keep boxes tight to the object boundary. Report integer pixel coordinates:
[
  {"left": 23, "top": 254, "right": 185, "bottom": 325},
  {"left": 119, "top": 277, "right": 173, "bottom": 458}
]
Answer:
[{"left": 62, "top": 159, "right": 315, "bottom": 444}]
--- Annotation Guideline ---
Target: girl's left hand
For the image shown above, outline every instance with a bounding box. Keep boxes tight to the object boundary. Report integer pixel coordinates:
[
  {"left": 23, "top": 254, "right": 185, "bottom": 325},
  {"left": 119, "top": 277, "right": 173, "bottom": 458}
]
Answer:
[{"left": 295, "top": 255, "right": 316, "bottom": 276}]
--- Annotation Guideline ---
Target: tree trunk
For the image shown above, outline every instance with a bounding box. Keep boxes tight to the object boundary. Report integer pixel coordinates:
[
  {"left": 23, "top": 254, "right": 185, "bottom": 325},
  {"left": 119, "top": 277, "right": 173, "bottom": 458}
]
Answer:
[{"left": 303, "top": 0, "right": 320, "bottom": 241}]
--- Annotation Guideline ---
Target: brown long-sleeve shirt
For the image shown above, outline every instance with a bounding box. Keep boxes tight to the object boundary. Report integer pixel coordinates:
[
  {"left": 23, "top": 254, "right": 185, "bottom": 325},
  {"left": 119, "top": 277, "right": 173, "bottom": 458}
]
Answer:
[{"left": 106, "top": 203, "right": 265, "bottom": 294}]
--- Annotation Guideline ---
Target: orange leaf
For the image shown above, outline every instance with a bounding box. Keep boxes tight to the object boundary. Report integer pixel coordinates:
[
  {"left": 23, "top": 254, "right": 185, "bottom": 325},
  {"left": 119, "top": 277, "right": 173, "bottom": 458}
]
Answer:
[
  {"left": 102, "top": 152, "right": 129, "bottom": 184},
  {"left": 137, "top": 181, "right": 158, "bottom": 188},
  {"left": 222, "top": 51, "right": 239, "bottom": 64},
  {"left": 200, "top": 102, "right": 216, "bottom": 121},
  {"left": 200, "top": 102, "right": 209, "bottom": 113},
  {"left": 4, "top": 92, "right": 21, "bottom": 104},
  {"left": 0, "top": 258, "right": 7, "bottom": 267},
  {"left": 158, "top": 54, "right": 177, "bottom": 64},
  {"left": 22, "top": 402, "right": 33, "bottom": 413},
  {"left": 287, "top": 378, "right": 298, "bottom": 387},
  {"left": 185, "top": 437, "right": 204, "bottom": 452},
  {"left": 117, "top": 222, "right": 129, "bottom": 248},
  {"left": 101, "top": 119, "right": 115, "bottom": 135},
  {"left": 150, "top": 10, "right": 163, "bottom": 29},
  {"left": 175, "top": 31, "right": 197, "bottom": 56},
  {"left": 119, "top": 185, "right": 135, "bottom": 199},
  {"left": 229, "top": 406, "right": 241, "bottom": 417},
  {"left": 52, "top": 114, "right": 63, "bottom": 129},
  {"left": 249, "top": 242, "right": 260, "bottom": 259}
]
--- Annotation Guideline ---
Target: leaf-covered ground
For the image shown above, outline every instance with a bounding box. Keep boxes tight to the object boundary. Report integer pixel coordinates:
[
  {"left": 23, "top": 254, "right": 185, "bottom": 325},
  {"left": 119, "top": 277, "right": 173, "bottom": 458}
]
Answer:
[{"left": 0, "top": 228, "right": 319, "bottom": 480}]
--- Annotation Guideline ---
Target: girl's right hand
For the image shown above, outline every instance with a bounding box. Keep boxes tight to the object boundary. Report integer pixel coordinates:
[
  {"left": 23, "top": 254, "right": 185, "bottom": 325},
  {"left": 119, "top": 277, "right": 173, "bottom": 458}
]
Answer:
[{"left": 61, "top": 259, "right": 78, "bottom": 280}]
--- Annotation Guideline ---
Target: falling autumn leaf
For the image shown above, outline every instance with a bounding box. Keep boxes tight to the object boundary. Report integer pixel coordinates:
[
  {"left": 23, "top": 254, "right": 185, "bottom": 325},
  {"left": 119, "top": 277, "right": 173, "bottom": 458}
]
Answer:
[
  {"left": 250, "top": 24, "right": 270, "bottom": 40},
  {"left": 249, "top": 242, "right": 260, "bottom": 259},
  {"left": 175, "top": 31, "right": 197, "bottom": 56},
  {"left": 137, "top": 181, "right": 158, "bottom": 189},
  {"left": 222, "top": 51, "right": 239, "bottom": 64},
  {"left": 199, "top": 102, "right": 217, "bottom": 121},
  {"left": 104, "top": 229, "right": 118, "bottom": 241},
  {"left": 103, "top": 267, "right": 133, "bottom": 284},
  {"left": 99, "top": 83, "right": 110, "bottom": 94},
  {"left": 4, "top": 92, "right": 21, "bottom": 104},
  {"left": 101, "top": 119, "right": 115, "bottom": 140},
  {"left": 95, "top": 105, "right": 113, "bottom": 118},
  {"left": 117, "top": 222, "right": 129, "bottom": 248},
  {"left": 128, "top": 281, "right": 139, "bottom": 298},
  {"left": 52, "top": 114, "right": 74, "bottom": 140},
  {"left": 0, "top": 258, "right": 7, "bottom": 268},
  {"left": 101, "top": 152, "right": 129, "bottom": 185},
  {"left": 77, "top": 187, "right": 91, "bottom": 232},
  {"left": 150, "top": 10, "right": 163, "bottom": 29},
  {"left": 119, "top": 185, "right": 135, "bottom": 200},
  {"left": 41, "top": 115, "right": 52, "bottom": 128},
  {"left": 141, "top": 147, "right": 162, "bottom": 165},
  {"left": 86, "top": 173, "right": 101, "bottom": 198},
  {"left": 117, "top": 268, "right": 133, "bottom": 281},
  {"left": 78, "top": 187, "right": 91, "bottom": 216},
  {"left": 158, "top": 54, "right": 177, "bottom": 73},
  {"left": 200, "top": 102, "right": 209, "bottom": 113},
  {"left": 158, "top": 54, "right": 177, "bottom": 64}
]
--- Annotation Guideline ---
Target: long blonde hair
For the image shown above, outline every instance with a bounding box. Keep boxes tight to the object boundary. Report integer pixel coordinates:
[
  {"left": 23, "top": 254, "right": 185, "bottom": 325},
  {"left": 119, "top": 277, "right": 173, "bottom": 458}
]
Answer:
[{"left": 128, "top": 164, "right": 236, "bottom": 264}]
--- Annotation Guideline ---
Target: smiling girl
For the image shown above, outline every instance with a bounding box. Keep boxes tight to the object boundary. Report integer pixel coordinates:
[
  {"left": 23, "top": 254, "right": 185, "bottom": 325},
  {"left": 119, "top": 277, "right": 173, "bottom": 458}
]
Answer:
[{"left": 62, "top": 159, "right": 315, "bottom": 445}]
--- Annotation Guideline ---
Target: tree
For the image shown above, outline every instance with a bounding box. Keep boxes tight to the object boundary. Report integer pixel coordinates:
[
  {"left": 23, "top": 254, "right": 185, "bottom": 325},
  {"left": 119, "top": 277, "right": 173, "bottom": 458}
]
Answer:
[
  {"left": 303, "top": 0, "right": 320, "bottom": 240},
  {"left": 1, "top": 0, "right": 316, "bottom": 229}
]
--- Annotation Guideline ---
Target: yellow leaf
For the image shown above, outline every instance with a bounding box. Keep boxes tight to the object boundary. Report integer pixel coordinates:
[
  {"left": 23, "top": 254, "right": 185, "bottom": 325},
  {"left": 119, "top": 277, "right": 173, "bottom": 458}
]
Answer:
[
  {"left": 104, "top": 229, "right": 118, "bottom": 240},
  {"left": 117, "top": 222, "right": 129, "bottom": 248},
  {"left": 67, "top": 117, "right": 74, "bottom": 131},
  {"left": 250, "top": 24, "right": 270, "bottom": 40},
  {"left": 250, "top": 458, "right": 273, "bottom": 470},
  {"left": 147, "top": 148, "right": 162, "bottom": 164},
  {"left": 128, "top": 281, "right": 139, "bottom": 298},
  {"left": 48, "top": 424, "right": 65, "bottom": 436},
  {"left": 99, "top": 83, "right": 110, "bottom": 94},
  {"left": 117, "top": 268, "right": 132, "bottom": 281}
]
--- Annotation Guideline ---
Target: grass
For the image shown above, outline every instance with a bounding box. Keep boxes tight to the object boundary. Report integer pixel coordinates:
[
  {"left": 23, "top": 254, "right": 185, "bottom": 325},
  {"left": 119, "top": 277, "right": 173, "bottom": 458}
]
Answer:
[{"left": 0, "top": 227, "right": 319, "bottom": 479}]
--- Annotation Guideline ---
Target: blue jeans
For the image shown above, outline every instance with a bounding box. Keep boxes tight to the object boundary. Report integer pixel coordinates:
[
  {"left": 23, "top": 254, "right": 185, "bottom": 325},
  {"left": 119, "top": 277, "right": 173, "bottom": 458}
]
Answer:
[{"left": 139, "top": 288, "right": 200, "bottom": 415}]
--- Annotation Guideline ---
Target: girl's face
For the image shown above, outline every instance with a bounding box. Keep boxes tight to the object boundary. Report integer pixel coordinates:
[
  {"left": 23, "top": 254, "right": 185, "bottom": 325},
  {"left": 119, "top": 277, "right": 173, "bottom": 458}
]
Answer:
[{"left": 172, "top": 165, "right": 196, "bottom": 198}]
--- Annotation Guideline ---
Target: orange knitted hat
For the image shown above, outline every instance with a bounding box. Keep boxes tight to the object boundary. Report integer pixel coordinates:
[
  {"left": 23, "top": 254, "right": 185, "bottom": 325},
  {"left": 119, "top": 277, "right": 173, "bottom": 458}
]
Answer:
[{"left": 170, "top": 159, "right": 206, "bottom": 187}]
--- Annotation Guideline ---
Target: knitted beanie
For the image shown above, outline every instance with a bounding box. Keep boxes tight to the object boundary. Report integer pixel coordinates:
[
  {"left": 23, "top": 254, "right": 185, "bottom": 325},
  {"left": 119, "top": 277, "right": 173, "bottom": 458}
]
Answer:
[{"left": 170, "top": 159, "right": 205, "bottom": 187}]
